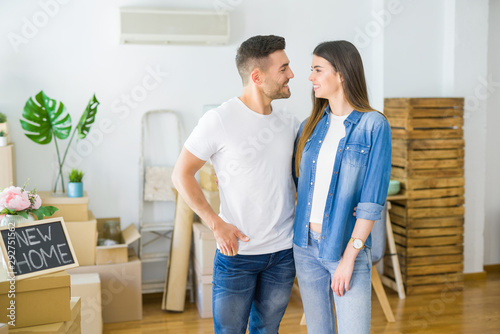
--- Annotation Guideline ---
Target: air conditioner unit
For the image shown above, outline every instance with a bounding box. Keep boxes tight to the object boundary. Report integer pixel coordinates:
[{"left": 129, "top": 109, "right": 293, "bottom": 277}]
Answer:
[{"left": 119, "top": 8, "right": 230, "bottom": 45}]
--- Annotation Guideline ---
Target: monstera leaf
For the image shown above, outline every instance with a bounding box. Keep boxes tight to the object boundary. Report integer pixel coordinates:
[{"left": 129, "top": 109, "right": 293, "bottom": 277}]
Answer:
[
  {"left": 20, "top": 91, "right": 72, "bottom": 145},
  {"left": 19, "top": 90, "right": 99, "bottom": 193},
  {"left": 77, "top": 94, "right": 99, "bottom": 139}
]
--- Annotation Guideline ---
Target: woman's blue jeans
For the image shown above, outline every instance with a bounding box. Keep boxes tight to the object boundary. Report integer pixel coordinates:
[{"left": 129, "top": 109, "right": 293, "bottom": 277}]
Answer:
[
  {"left": 294, "top": 230, "right": 372, "bottom": 334},
  {"left": 212, "top": 248, "right": 295, "bottom": 334}
]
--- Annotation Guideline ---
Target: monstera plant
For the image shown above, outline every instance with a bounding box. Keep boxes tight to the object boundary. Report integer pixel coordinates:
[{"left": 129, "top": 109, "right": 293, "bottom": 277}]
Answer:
[{"left": 20, "top": 91, "right": 99, "bottom": 194}]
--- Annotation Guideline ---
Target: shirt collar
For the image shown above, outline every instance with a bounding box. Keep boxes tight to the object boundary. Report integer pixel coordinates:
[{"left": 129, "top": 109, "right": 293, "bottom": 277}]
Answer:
[{"left": 323, "top": 104, "right": 363, "bottom": 124}]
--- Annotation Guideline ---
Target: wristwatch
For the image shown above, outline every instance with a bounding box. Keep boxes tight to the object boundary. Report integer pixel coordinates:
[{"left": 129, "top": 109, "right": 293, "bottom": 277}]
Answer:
[{"left": 349, "top": 237, "right": 364, "bottom": 250}]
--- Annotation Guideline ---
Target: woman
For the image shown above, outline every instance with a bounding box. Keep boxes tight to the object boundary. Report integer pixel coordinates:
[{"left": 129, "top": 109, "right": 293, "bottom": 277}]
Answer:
[{"left": 293, "top": 40, "right": 391, "bottom": 334}]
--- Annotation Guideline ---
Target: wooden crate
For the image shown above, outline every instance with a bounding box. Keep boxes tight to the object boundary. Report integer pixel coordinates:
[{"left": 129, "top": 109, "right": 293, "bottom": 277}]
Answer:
[
  {"left": 384, "top": 260, "right": 464, "bottom": 295},
  {"left": 391, "top": 139, "right": 465, "bottom": 196},
  {"left": 385, "top": 200, "right": 465, "bottom": 295},
  {"left": 386, "top": 98, "right": 465, "bottom": 200},
  {"left": 385, "top": 98, "right": 464, "bottom": 140},
  {"left": 384, "top": 97, "right": 465, "bottom": 295}
]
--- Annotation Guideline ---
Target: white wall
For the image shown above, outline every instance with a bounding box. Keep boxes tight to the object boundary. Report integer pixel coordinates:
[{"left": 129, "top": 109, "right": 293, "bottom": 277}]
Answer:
[
  {"left": 383, "top": 0, "right": 492, "bottom": 273},
  {"left": 384, "top": 0, "right": 446, "bottom": 97},
  {"left": 0, "top": 0, "right": 498, "bottom": 270},
  {"left": 485, "top": 0, "right": 500, "bottom": 265},
  {"left": 453, "top": 0, "right": 489, "bottom": 274},
  {"left": 0, "top": 0, "right": 377, "bottom": 223}
]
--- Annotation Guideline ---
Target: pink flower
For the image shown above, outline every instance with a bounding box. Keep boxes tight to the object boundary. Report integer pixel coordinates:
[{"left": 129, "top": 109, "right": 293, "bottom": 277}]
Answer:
[
  {"left": 0, "top": 186, "right": 31, "bottom": 212},
  {"left": 31, "top": 194, "right": 42, "bottom": 210}
]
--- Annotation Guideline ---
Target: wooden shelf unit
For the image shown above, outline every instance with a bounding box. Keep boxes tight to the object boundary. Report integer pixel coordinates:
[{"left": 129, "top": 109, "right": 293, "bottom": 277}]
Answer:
[{"left": 384, "top": 97, "right": 465, "bottom": 295}]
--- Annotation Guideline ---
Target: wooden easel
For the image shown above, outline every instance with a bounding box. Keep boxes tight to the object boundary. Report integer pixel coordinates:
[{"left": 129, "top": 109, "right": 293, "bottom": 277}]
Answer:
[{"left": 382, "top": 196, "right": 406, "bottom": 300}]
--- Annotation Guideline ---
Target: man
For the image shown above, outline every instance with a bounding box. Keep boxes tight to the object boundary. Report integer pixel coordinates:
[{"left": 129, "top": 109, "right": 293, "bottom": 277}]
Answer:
[{"left": 171, "top": 35, "right": 299, "bottom": 333}]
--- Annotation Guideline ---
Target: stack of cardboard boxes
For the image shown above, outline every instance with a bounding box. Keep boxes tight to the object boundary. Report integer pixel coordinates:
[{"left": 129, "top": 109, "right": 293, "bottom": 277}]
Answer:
[
  {"left": 0, "top": 202, "right": 142, "bottom": 333},
  {"left": 32, "top": 192, "right": 141, "bottom": 331},
  {"left": 0, "top": 269, "right": 81, "bottom": 333},
  {"left": 1, "top": 138, "right": 142, "bottom": 333},
  {"left": 9, "top": 298, "right": 82, "bottom": 334},
  {"left": 37, "top": 193, "right": 98, "bottom": 268},
  {"left": 68, "top": 241, "right": 142, "bottom": 325},
  {"left": 37, "top": 192, "right": 102, "bottom": 333},
  {"left": 192, "top": 223, "right": 216, "bottom": 318},
  {"left": 192, "top": 162, "right": 219, "bottom": 318},
  {"left": 70, "top": 274, "right": 101, "bottom": 334}
]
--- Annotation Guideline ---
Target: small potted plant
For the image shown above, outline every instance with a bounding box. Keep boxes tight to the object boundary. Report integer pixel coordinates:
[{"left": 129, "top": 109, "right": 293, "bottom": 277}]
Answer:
[
  {"left": 0, "top": 112, "right": 7, "bottom": 145},
  {"left": 67, "top": 169, "right": 84, "bottom": 198},
  {"left": 0, "top": 130, "right": 7, "bottom": 147}
]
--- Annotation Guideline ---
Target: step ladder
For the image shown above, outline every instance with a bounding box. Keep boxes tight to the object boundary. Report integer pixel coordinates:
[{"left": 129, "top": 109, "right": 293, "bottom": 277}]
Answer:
[{"left": 138, "top": 110, "right": 193, "bottom": 300}]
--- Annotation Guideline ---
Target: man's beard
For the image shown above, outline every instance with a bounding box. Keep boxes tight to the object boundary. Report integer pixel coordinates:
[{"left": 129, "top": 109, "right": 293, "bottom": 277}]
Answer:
[{"left": 263, "top": 80, "right": 291, "bottom": 100}]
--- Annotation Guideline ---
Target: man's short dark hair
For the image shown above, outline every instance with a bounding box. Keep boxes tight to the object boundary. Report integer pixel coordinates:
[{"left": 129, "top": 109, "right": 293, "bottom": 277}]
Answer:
[{"left": 236, "top": 35, "right": 286, "bottom": 85}]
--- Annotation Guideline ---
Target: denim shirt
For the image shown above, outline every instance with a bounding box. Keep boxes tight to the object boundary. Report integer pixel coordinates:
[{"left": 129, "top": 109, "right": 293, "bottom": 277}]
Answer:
[{"left": 293, "top": 105, "right": 392, "bottom": 261}]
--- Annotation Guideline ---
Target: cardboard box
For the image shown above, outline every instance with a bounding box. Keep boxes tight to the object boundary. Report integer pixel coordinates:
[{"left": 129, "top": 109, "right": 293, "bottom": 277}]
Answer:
[
  {"left": 70, "top": 274, "right": 102, "bottom": 334},
  {"left": 200, "top": 162, "right": 218, "bottom": 191},
  {"left": 38, "top": 192, "right": 89, "bottom": 222},
  {"left": 67, "top": 251, "right": 142, "bottom": 324},
  {"left": 0, "top": 270, "right": 71, "bottom": 328},
  {"left": 193, "top": 261, "right": 212, "bottom": 319},
  {"left": 64, "top": 298, "right": 81, "bottom": 333},
  {"left": 67, "top": 316, "right": 81, "bottom": 334},
  {"left": 201, "top": 189, "right": 220, "bottom": 229},
  {"left": 192, "top": 223, "right": 216, "bottom": 275},
  {"left": 0, "top": 144, "right": 15, "bottom": 190},
  {"left": 67, "top": 313, "right": 81, "bottom": 334},
  {"left": 65, "top": 212, "right": 97, "bottom": 266},
  {"left": 0, "top": 323, "right": 8, "bottom": 333},
  {"left": 10, "top": 297, "right": 81, "bottom": 334},
  {"left": 95, "top": 219, "right": 140, "bottom": 265}
]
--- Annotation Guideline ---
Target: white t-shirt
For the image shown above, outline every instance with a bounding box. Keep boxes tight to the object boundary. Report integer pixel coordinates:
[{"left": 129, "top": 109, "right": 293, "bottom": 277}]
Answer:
[
  {"left": 184, "top": 97, "right": 300, "bottom": 255},
  {"left": 309, "top": 112, "right": 349, "bottom": 224}
]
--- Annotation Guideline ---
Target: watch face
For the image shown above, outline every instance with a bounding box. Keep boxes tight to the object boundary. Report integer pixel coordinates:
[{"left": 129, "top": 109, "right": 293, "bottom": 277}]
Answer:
[{"left": 353, "top": 239, "right": 363, "bottom": 249}]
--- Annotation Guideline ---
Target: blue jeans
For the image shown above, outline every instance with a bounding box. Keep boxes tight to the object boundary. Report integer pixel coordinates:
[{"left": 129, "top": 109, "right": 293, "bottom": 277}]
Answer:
[
  {"left": 212, "top": 248, "right": 295, "bottom": 334},
  {"left": 294, "top": 230, "right": 372, "bottom": 334}
]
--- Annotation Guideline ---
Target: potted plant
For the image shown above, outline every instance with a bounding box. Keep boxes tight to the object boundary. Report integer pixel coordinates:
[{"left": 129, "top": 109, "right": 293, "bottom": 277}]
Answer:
[
  {"left": 0, "top": 112, "right": 8, "bottom": 144},
  {"left": 67, "top": 169, "right": 84, "bottom": 198},
  {"left": 20, "top": 91, "right": 99, "bottom": 195},
  {"left": 0, "top": 182, "right": 58, "bottom": 226},
  {"left": 0, "top": 130, "right": 7, "bottom": 147}
]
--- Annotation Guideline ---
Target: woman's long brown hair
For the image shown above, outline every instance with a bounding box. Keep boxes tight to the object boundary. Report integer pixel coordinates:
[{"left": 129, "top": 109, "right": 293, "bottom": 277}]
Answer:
[{"left": 295, "top": 40, "right": 383, "bottom": 177}]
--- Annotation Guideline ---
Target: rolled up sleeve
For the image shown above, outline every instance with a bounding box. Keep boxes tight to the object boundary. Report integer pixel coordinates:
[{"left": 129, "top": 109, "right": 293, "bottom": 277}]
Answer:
[{"left": 356, "top": 202, "right": 385, "bottom": 221}]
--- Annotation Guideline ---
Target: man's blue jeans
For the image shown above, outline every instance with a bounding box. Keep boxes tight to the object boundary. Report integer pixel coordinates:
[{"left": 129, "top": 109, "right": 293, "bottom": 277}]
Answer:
[
  {"left": 212, "top": 248, "right": 295, "bottom": 334},
  {"left": 294, "top": 230, "right": 372, "bottom": 334}
]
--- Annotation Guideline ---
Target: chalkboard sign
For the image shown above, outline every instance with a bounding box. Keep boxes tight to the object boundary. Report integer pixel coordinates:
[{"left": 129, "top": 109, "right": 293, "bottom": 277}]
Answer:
[{"left": 0, "top": 217, "right": 79, "bottom": 280}]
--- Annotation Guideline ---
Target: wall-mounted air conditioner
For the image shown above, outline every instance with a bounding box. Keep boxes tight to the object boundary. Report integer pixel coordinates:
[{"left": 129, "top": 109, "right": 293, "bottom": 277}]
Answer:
[{"left": 119, "top": 8, "right": 230, "bottom": 45}]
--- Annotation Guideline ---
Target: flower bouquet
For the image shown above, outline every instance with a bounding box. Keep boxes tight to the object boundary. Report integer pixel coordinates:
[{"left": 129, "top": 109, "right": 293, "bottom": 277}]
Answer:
[{"left": 0, "top": 184, "right": 58, "bottom": 222}]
